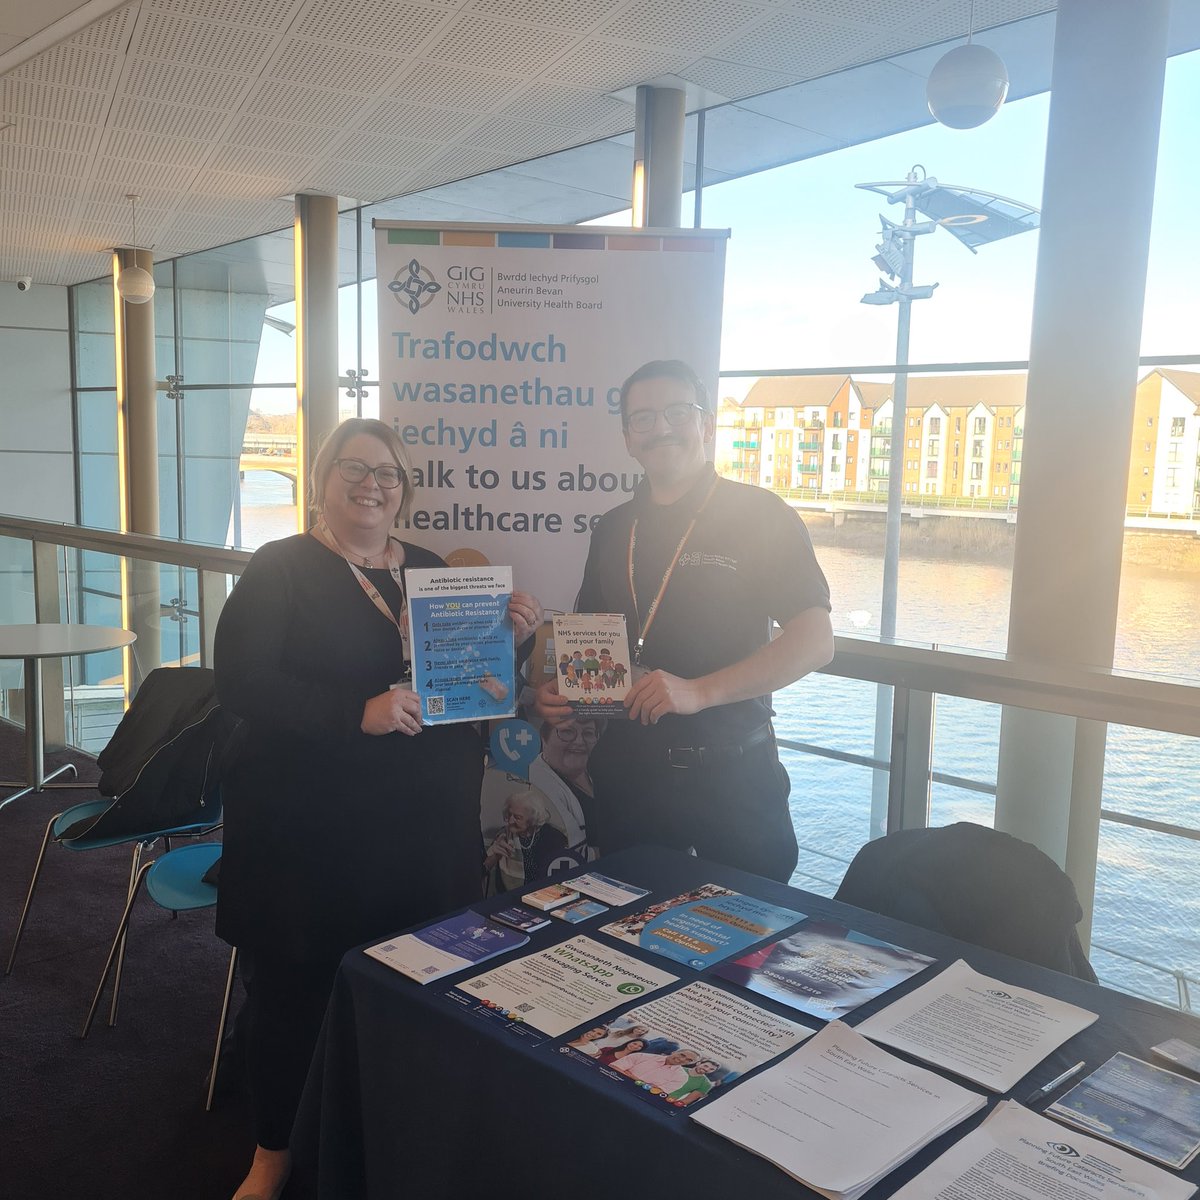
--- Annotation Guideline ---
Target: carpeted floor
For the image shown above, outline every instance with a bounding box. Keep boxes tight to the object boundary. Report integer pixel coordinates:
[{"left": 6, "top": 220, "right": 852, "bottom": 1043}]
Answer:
[{"left": 0, "top": 720, "right": 257, "bottom": 1200}]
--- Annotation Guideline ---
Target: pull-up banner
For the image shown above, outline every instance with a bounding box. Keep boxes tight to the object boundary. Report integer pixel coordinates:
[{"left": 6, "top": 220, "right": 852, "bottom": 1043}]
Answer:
[{"left": 375, "top": 221, "right": 728, "bottom": 612}]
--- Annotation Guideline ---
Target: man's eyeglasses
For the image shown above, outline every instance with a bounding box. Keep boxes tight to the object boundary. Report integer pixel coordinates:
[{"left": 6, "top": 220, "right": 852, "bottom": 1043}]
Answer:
[
  {"left": 624, "top": 402, "right": 705, "bottom": 434},
  {"left": 334, "top": 458, "right": 405, "bottom": 489}
]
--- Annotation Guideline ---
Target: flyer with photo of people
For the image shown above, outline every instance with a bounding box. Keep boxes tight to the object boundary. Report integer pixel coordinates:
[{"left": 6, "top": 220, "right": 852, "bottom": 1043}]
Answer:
[{"left": 560, "top": 982, "right": 811, "bottom": 1113}]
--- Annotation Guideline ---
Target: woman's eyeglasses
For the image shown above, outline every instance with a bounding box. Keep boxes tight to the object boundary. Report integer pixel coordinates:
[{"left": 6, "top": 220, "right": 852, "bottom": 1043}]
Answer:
[
  {"left": 624, "top": 402, "right": 704, "bottom": 434},
  {"left": 554, "top": 724, "right": 599, "bottom": 744},
  {"left": 334, "top": 458, "right": 405, "bottom": 489}
]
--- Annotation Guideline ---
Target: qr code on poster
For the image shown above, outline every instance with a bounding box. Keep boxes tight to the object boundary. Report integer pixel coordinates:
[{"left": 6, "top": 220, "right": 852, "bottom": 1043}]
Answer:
[{"left": 427, "top": 695, "right": 445, "bottom": 716}]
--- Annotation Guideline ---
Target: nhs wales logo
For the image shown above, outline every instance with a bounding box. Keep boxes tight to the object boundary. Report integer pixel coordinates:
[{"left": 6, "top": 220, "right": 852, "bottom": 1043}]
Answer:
[{"left": 389, "top": 260, "right": 442, "bottom": 314}]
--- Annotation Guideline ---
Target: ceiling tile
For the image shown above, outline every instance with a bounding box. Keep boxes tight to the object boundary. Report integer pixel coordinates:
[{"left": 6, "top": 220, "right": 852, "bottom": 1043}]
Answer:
[
  {"left": 131, "top": 11, "right": 281, "bottom": 73},
  {"left": 269, "top": 37, "right": 404, "bottom": 94},
  {"left": 543, "top": 38, "right": 691, "bottom": 88},
  {"left": 388, "top": 60, "right": 526, "bottom": 111},
  {"left": 500, "top": 84, "right": 632, "bottom": 129},
  {"left": 148, "top": 0, "right": 300, "bottom": 30},
  {"left": 293, "top": 2, "right": 451, "bottom": 52},
  {"left": 597, "top": 0, "right": 769, "bottom": 55},
  {"left": 123, "top": 59, "right": 252, "bottom": 108},
  {"left": 245, "top": 80, "right": 375, "bottom": 127},
  {"left": 424, "top": 13, "right": 577, "bottom": 72},
  {"left": 110, "top": 95, "right": 233, "bottom": 141}
]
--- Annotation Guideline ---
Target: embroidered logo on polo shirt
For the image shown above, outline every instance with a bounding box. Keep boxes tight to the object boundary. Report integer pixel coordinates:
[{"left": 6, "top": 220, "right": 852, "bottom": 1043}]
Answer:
[{"left": 678, "top": 552, "right": 738, "bottom": 571}]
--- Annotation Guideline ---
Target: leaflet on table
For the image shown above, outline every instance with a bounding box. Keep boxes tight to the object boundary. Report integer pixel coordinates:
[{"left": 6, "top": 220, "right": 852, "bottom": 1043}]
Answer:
[
  {"left": 523, "top": 883, "right": 579, "bottom": 911},
  {"left": 891, "top": 1100, "right": 1196, "bottom": 1200},
  {"left": 560, "top": 981, "right": 811, "bottom": 1113},
  {"left": 488, "top": 905, "right": 551, "bottom": 933},
  {"left": 855, "top": 958, "right": 1098, "bottom": 1093},
  {"left": 712, "top": 918, "right": 935, "bottom": 1021},
  {"left": 551, "top": 613, "right": 631, "bottom": 718},
  {"left": 600, "top": 884, "right": 805, "bottom": 970},
  {"left": 569, "top": 872, "right": 650, "bottom": 907},
  {"left": 363, "top": 910, "right": 528, "bottom": 984},
  {"left": 1152, "top": 1039, "right": 1200, "bottom": 1078},
  {"left": 1047, "top": 1053, "right": 1200, "bottom": 1170},
  {"left": 692, "top": 1020, "right": 986, "bottom": 1200},
  {"left": 448, "top": 934, "right": 677, "bottom": 1040},
  {"left": 551, "top": 898, "right": 609, "bottom": 924},
  {"left": 405, "top": 565, "right": 515, "bottom": 725}
]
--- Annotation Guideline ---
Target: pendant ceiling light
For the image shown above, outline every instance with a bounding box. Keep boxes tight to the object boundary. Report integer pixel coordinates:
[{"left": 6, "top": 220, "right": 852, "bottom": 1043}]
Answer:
[
  {"left": 117, "top": 193, "right": 155, "bottom": 305},
  {"left": 926, "top": 1, "right": 1009, "bottom": 130}
]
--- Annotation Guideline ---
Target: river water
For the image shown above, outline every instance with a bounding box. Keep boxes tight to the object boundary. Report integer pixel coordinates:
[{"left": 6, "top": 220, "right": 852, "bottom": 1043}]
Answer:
[{"left": 236, "top": 471, "right": 1200, "bottom": 1007}]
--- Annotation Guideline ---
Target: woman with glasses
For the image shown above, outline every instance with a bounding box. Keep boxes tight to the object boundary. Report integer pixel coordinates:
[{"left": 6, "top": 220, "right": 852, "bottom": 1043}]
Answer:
[{"left": 214, "top": 417, "right": 542, "bottom": 1200}]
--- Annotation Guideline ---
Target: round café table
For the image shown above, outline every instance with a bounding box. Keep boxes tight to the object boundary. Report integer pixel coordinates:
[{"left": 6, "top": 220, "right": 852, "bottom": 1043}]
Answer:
[{"left": 0, "top": 624, "right": 136, "bottom": 811}]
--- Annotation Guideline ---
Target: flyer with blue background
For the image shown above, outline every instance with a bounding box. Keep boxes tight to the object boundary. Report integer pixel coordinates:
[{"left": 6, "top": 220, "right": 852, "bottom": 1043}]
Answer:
[
  {"left": 600, "top": 885, "right": 805, "bottom": 970},
  {"left": 406, "top": 565, "right": 515, "bottom": 725}
]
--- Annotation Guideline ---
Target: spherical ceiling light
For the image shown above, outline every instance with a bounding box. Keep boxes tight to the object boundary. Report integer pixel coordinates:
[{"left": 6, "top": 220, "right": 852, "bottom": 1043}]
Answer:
[
  {"left": 117, "top": 263, "right": 156, "bottom": 304},
  {"left": 117, "top": 193, "right": 156, "bottom": 304},
  {"left": 926, "top": 42, "right": 1009, "bottom": 129}
]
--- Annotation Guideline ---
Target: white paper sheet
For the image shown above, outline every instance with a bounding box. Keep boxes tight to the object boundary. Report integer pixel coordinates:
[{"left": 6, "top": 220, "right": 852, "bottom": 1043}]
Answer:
[
  {"left": 692, "top": 1020, "right": 986, "bottom": 1200},
  {"left": 891, "top": 1100, "right": 1197, "bottom": 1200},
  {"left": 855, "top": 959, "right": 1098, "bottom": 1093}
]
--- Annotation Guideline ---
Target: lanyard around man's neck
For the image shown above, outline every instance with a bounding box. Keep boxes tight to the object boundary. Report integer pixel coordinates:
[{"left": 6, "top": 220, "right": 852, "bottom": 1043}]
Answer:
[{"left": 626, "top": 476, "right": 719, "bottom": 666}]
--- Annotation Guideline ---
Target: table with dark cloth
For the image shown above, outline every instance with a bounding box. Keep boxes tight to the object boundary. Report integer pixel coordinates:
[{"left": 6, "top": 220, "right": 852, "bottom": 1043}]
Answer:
[{"left": 292, "top": 845, "right": 1200, "bottom": 1199}]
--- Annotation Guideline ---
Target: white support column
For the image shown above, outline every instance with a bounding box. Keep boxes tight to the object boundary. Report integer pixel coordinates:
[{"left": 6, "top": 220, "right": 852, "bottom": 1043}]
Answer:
[
  {"left": 113, "top": 248, "right": 161, "bottom": 683},
  {"left": 995, "top": 0, "right": 1170, "bottom": 943},
  {"left": 31, "top": 540, "right": 66, "bottom": 749},
  {"left": 632, "top": 86, "right": 686, "bottom": 229},
  {"left": 294, "top": 193, "right": 340, "bottom": 528}
]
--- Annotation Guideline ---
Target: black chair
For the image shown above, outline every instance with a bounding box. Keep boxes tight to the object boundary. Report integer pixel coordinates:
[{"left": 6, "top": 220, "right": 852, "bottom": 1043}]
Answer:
[
  {"left": 834, "top": 822, "right": 1097, "bottom": 982},
  {"left": 7, "top": 667, "right": 238, "bottom": 1028}
]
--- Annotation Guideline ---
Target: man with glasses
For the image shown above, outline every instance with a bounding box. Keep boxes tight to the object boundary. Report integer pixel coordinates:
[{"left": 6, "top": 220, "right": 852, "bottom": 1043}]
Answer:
[{"left": 536, "top": 359, "right": 833, "bottom": 882}]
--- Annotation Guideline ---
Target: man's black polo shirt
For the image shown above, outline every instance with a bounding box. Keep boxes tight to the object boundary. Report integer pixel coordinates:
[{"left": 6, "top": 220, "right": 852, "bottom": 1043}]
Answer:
[{"left": 575, "top": 463, "right": 831, "bottom": 750}]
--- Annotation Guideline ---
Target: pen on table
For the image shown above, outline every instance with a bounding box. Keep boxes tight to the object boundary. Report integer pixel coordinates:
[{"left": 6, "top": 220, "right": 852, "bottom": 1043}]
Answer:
[{"left": 1024, "top": 1061, "right": 1086, "bottom": 1105}]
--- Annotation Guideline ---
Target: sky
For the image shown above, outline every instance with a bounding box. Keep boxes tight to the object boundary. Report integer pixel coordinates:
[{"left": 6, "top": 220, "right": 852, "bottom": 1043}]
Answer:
[{"left": 253, "top": 48, "right": 1200, "bottom": 414}]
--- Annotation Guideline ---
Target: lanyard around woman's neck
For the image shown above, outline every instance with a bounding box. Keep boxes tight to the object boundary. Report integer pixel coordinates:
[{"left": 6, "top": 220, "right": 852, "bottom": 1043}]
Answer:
[
  {"left": 626, "top": 476, "right": 719, "bottom": 666},
  {"left": 310, "top": 520, "right": 410, "bottom": 654}
]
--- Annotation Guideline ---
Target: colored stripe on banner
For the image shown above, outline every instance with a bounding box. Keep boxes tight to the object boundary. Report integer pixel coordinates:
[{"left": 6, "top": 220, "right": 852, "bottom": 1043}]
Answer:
[
  {"left": 552, "top": 233, "right": 606, "bottom": 250},
  {"left": 497, "top": 231, "right": 551, "bottom": 248},
  {"left": 442, "top": 230, "right": 495, "bottom": 247},
  {"left": 662, "top": 237, "right": 715, "bottom": 252},
  {"left": 387, "top": 228, "right": 440, "bottom": 245},
  {"left": 607, "top": 236, "right": 661, "bottom": 251}
]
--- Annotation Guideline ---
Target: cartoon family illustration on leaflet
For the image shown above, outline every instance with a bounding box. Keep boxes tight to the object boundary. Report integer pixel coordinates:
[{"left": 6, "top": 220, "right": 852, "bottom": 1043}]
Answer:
[{"left": 558, "top": 647, "right": 627, "bottom": 703}]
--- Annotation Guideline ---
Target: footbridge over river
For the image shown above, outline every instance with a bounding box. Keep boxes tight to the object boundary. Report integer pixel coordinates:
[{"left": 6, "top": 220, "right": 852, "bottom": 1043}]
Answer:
[{"left": 240, "top": 432, "right": 297, "bottom": 493}]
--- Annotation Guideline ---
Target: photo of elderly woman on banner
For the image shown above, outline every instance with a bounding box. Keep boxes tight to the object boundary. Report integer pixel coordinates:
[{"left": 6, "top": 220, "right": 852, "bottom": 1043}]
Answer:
[{"left": 480, "top": 718, "right": 601, "bottom": 893}]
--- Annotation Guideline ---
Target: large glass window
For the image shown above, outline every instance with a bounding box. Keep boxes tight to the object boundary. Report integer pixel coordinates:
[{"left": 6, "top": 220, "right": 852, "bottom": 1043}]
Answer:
[{"left": 55, "top": 42, "right": 1199, "bottom": 1009}]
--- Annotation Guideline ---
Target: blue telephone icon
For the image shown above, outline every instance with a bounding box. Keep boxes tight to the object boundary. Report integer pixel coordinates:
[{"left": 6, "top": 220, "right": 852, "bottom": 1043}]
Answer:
[{"left": 490, "top": 720, "right": 539, "bottom": 779}]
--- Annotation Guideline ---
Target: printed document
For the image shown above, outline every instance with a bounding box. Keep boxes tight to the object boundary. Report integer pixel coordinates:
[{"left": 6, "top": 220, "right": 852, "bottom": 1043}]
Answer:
[
  {"left": 451, "top": 934, "right": 676, "bottom": 1037},
  {"left": 364, "top": 910, "right": 527, "bottom": 983},
  {"left": 1047, "top": 1053, "right": 1200, "bottom": 1169},
  {"left": 691, "top": 1019, "right": 986, "bottom": 1200},
  {"left": 405, "top": 565, "right": 515, "bottom": 724},
  {"left": 856, "top": 958, "right": 1098, "bottom": 1092},
  {"left": 562, "top": 981, "right": 811, "bottom": 1112},
  {"left": 891, "top": 1100, "right": 1196, "bottom": 1200}
]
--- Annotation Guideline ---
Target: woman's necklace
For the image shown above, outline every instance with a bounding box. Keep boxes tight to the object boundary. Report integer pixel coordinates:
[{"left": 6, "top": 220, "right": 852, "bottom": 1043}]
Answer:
[
  {"left": 309, "top": 521, "right": 411, "bottom": 674},
  {"left": 358, "top": 543, "right": 388, "bottom": 569},
  {"left": 317, "top": 520, "right": 389, "bottom": 568}
]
